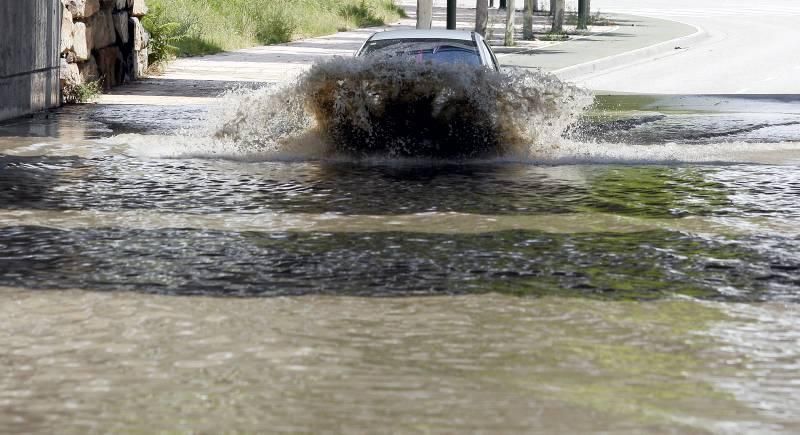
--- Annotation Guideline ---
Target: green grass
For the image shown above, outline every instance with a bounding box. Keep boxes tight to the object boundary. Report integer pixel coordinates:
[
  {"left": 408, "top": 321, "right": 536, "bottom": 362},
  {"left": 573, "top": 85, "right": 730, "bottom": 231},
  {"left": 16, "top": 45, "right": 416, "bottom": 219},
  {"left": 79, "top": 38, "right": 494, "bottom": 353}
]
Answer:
[
  {"left": 144, "top": 0, "right": 406, "bottom": 59},
  {"left": 565, "top": 11, "right": 615, "bottom": 26},
  {"left": 538, "top": 31, "right": 569, "bottom": 41}
]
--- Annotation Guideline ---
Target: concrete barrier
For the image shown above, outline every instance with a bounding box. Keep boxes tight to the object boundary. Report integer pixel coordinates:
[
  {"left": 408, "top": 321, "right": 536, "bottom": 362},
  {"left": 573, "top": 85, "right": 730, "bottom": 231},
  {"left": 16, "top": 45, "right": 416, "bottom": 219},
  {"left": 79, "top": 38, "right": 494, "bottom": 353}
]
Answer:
[{"left": 0, "top": 0, "right": 62, "bottom": 122}]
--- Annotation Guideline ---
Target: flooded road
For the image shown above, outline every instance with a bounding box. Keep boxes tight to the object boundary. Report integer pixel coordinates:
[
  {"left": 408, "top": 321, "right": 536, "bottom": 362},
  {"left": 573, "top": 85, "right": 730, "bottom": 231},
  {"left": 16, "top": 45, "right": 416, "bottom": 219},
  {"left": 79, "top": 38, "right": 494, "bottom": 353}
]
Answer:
[
  {"left": 2, "top": 91, "right": 800, "bottom": 433},
  {"left": 3, "top": 290, "right": 799, "bottom": 433}
]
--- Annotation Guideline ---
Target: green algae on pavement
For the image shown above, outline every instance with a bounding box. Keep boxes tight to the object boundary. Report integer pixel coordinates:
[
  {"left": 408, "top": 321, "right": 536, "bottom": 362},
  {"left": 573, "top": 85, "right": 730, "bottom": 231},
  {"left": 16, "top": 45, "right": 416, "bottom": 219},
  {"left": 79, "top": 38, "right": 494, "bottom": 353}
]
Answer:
[
  {"left": 482, "top": 298, "right": 752, "bottom": 430},
  {"left": 584, "top": 166, "right": 732, "bottom": 218}
]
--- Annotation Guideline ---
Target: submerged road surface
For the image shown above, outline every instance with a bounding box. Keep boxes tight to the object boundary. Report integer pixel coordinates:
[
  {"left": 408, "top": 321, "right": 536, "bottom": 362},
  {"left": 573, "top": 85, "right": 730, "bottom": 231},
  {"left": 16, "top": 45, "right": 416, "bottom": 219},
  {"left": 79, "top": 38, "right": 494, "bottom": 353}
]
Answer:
[
  {"left": 584, "top": 0, "right": 800, "bottom": 93},
  {"left": 4, "top": 90, "right": 800, "bottom": 432}
]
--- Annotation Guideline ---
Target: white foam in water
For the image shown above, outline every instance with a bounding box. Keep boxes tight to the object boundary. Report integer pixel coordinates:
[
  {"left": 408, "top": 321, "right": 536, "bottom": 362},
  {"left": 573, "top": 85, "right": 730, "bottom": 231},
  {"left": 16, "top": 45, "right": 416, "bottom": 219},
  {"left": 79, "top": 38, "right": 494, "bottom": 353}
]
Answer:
[
  {"left": 528, "top": 140, "right": 800, "bottom": 165},
  {"left": 114, "top": 56, "right": 800, "bottom": 165}
]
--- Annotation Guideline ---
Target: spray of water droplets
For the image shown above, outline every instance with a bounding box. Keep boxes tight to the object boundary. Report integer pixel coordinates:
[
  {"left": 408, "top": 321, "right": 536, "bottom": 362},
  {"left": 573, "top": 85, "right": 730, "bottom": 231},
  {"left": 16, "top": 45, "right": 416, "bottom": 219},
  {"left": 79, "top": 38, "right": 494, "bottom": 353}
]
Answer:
[{"left": 201, "top": 56, "right": 593, "bottom": 160}]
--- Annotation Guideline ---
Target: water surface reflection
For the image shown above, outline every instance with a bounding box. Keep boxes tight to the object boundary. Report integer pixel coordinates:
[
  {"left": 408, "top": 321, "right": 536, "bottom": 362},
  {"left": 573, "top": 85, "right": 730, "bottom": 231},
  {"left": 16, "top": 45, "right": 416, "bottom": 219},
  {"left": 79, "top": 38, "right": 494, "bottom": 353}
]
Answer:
[{"left": 4, "top": 290, "right": 795, "bottom": 433}]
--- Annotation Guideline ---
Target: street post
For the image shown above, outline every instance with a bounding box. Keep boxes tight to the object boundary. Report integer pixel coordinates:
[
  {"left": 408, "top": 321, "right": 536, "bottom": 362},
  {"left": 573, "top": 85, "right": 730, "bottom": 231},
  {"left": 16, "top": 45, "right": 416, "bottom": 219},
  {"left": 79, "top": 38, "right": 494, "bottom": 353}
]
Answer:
[{"left": 447, "top": 0, "right": 457, "bottom": 29}]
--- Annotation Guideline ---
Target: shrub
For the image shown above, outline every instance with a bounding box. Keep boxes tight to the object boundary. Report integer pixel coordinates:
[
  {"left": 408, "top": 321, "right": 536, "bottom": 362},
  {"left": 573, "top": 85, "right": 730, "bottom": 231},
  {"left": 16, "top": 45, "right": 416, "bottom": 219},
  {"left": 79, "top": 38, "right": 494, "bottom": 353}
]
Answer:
[
  {"left": 142, "top": 3, "right": 187, "bottom": 65},
  {"left": 249, "top": 4, "right": 296, "bottom": 45},
  {"left": 62, "top": 79, "right": 103, "bottom": 104}
]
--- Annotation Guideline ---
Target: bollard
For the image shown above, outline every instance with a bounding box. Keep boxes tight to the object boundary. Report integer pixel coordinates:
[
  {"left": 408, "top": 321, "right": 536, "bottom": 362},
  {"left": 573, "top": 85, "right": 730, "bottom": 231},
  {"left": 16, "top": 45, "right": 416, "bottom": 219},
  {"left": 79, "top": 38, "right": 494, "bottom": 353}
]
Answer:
[{"left": 447, "top": 0, "right": 456, "bottom": 29}]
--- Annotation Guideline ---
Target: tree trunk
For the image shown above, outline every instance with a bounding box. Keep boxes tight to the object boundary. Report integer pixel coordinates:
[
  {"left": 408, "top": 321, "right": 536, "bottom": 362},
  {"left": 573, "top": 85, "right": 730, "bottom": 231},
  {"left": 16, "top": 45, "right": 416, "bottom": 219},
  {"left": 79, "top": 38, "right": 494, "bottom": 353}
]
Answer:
[
  {"left": 577, "top": 0, "right": 590, "bottom": 30},
  {"left": 551, "top": 0, "right": 564, "bottom": 33},
  {"left": 523, "top": 0, "right": 534, "bottom": 40},
  {"left": 503, "top": 0, "right": 516, "bottom": 46},
  {"left": 417, "top": 0, "right": 432, "bottom": 29},
  {"left": 476, "top": 0, "right": 489, "bottom": 36}
]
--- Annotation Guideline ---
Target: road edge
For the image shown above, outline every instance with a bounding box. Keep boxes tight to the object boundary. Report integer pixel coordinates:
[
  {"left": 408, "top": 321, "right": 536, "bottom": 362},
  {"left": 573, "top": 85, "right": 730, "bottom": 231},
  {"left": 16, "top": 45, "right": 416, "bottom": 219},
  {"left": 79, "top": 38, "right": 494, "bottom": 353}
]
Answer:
[{"left": 553, "top": 18, "right": 708, "bottom": 82}]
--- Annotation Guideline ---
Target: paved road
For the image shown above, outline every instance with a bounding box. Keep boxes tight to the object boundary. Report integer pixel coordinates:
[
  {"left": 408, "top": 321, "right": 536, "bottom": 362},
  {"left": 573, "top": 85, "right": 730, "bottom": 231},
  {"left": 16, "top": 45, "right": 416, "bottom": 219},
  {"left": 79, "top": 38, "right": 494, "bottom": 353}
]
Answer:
[{"left": 579, "top": 0, "right": 800, "bottom": 93}]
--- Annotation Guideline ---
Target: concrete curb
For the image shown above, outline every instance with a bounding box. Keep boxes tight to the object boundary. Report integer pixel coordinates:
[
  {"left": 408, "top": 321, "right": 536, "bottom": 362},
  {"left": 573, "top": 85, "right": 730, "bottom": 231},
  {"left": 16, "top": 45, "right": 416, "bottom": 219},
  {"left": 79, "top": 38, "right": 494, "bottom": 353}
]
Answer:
[{"left": 553, "top": 22, "right": 709, "bottom": 82}]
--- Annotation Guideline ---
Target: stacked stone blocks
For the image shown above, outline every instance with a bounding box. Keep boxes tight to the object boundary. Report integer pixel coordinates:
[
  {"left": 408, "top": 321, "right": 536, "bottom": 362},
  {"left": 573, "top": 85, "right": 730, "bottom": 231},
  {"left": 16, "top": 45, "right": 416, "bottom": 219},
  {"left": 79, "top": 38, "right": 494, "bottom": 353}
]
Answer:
[{"left": 59, "top": 0, "right": 150, "bottom": 93}]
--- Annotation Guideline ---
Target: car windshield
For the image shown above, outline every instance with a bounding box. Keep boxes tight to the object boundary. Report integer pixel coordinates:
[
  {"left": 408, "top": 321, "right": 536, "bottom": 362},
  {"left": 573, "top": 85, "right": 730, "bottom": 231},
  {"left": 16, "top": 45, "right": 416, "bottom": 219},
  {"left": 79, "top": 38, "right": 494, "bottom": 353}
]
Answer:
[{"left": 360, "top": 38, "right": 482, "bottom": 66}]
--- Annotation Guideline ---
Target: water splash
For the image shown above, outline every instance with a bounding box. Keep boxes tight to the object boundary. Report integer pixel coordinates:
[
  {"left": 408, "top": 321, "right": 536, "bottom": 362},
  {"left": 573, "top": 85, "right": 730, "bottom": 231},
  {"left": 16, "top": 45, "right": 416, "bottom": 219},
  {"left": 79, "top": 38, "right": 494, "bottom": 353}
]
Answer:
[
  {"left": 117, "top": 56, "right": 800, "bottom": 165},
  {"left": 206, "top": 85, "right": 314, "bottom": 153},
  {"left": 201, "top": 56, "right": 592, "bottom": 159}
]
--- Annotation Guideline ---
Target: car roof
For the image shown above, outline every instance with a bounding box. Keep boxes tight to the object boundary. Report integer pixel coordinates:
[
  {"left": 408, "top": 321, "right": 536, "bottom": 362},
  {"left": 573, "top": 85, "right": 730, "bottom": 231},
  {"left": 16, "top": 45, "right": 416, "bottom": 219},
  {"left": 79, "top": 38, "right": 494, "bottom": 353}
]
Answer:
[{"left": 368, "top": 29, "right": 476, "bottom": 42}]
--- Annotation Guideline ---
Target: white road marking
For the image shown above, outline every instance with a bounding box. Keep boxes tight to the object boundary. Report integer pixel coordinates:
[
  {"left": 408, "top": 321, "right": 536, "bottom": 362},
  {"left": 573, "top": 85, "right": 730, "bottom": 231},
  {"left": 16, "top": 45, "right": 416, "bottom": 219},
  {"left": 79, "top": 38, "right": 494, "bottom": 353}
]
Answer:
[{"left": 599, "top": 7, "right": 800, "bottom": 17}]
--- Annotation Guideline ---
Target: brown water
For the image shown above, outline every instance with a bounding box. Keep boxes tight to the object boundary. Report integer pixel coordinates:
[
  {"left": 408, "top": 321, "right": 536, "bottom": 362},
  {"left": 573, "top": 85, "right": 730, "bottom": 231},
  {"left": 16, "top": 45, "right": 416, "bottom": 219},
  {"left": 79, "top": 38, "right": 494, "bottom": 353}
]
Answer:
[
  {"left": 2, "top": 90, "right": 800, "bottom": 432},
  {"left": 2, "top": 289, "right": 798, "bottom": 434}
]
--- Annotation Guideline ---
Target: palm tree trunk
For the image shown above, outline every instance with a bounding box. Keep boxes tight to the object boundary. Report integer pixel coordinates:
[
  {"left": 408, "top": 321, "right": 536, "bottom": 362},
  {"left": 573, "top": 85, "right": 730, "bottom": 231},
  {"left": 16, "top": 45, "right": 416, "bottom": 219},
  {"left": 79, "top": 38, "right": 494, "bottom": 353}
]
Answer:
[
  {"left": 504, "top": 0, "right": 516, "bottom": 46},
  {"left": 578, "top": 0, "right": 590, "bottom": 30},
  {"left": 417, "top": 0, "right": 432, "bottom": 29},
  {"left": 551, "top": 0, "right": 564, "bottom": 33},
  {"left": 476, "top": 0, "right": 489, "bottom": 36},
  {"left": 523, "top": 0, "right": 534, "bottom": 39}
]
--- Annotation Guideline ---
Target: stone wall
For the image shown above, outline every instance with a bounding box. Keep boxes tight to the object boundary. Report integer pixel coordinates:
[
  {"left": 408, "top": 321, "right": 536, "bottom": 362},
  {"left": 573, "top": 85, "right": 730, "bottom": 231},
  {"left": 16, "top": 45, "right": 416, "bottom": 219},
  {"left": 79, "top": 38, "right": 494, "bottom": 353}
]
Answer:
[
  {"left": 0, "top": 0, "right": 62, "bottom": 122},
  {"left": 59, "top": 0, "right": 150, "bottom": 92}
]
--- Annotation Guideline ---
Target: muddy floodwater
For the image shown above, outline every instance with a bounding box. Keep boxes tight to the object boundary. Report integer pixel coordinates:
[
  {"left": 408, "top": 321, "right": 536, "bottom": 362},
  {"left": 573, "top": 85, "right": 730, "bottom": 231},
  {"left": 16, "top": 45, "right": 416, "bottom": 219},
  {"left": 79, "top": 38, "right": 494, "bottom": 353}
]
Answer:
[{"left": 2, "top": 91, "right": 800, "bottom": 433}]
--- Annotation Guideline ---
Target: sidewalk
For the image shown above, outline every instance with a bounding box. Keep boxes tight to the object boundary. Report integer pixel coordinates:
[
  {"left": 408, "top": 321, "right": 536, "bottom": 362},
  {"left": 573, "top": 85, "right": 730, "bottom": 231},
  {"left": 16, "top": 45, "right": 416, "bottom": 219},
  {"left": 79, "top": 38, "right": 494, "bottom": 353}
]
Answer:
[{"left": 98, "top": 1, "right": 700, "bottom": 106}]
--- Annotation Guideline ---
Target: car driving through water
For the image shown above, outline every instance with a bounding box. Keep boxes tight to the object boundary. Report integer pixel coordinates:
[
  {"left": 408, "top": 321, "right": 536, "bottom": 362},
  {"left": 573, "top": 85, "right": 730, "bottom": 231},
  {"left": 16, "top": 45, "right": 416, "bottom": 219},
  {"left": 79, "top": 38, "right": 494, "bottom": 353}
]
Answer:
[
  {"left": 355, "top": 29, "right": 500, "bottom": 71},
  {"left": 301, "top": 29, "right": 508, "bottom": 158}
]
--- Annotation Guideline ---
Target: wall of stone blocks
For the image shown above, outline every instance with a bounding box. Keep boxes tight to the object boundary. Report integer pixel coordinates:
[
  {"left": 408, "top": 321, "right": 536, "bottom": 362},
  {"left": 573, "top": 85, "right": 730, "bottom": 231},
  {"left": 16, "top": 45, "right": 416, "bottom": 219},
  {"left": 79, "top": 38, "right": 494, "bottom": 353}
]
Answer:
[{"left": 60, "top": 0, "right": 150, "bottom": 92}]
